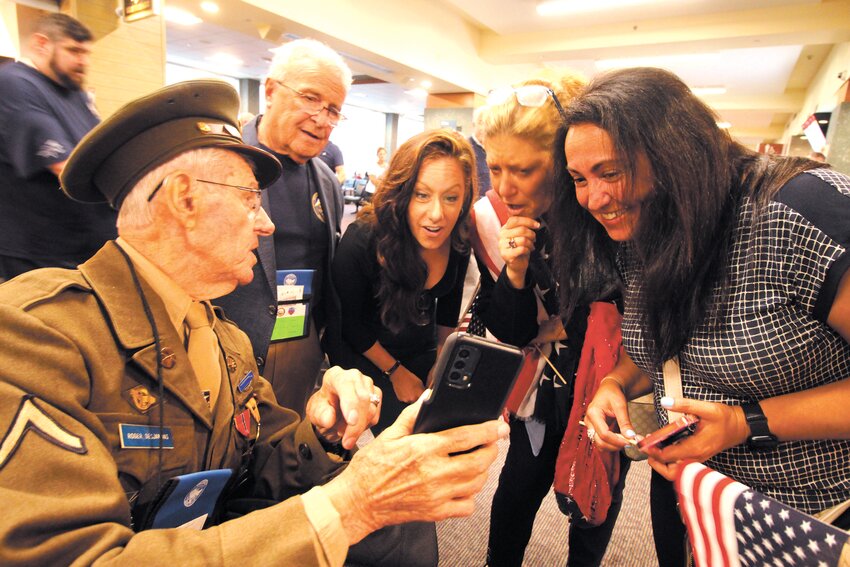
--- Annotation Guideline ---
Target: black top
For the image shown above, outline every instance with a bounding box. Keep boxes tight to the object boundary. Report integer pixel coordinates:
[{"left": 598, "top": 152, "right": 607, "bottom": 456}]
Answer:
[
  {"left": 474, "top": 223, "right": 590, "bottom": 427},
  {"left": 0, "top": 61, "right": 115, "bottom": 262},
  {"left": 265, "top": 153, "right": 329, "bottom": 319},
  {"left": 327, "top": 219, "right": 468, "bottom": 381}
]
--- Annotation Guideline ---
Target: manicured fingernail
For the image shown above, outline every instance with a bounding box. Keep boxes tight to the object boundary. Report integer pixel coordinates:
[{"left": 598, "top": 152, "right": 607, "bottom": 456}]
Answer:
[
  {"left": 660, "top": 396, "right": 674, "bottom": 408},
  {"left": 625, "top": 429, "right": 636, "bottom": 438}
]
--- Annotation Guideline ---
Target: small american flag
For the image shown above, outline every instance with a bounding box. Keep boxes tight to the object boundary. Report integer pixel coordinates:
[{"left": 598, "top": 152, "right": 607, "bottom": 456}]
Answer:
[
  {"left": 457, "top": 294, "right": 487, "bottom": 337},
  {"left": 676, "top": 462, "right": 849, "bottom": 567}
]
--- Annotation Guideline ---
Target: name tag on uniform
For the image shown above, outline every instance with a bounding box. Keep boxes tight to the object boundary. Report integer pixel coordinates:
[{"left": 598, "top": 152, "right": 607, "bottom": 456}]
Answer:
[{"left": 119, "top": 424, "right": 175, "bottom": 449}]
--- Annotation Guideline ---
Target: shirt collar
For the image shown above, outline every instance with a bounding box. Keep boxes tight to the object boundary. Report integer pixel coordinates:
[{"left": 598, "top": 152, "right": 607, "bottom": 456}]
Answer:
[{"left": 115, "top": 237, "right": 193, "bottom": 334}]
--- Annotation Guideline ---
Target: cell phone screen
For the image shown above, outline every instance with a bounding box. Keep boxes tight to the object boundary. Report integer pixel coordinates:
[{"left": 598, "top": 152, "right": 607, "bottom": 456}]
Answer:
[{"left": 636, "top": 413, "right": 699, "bottom": 451}]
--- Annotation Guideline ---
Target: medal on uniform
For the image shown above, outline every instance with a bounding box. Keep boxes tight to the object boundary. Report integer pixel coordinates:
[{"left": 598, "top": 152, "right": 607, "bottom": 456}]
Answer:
[{"left": 234, "top": 408, "right": 251, "bottom": 437}]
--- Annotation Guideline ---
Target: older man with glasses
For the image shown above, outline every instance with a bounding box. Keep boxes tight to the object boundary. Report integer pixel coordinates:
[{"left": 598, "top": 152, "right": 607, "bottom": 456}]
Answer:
[{"left": 215, "top": 39, "right": 350, "bottom": 420}]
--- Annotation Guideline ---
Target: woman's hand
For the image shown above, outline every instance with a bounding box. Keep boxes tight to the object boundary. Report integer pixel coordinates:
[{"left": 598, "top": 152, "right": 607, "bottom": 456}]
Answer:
[
  {"left": 499, "top": 216, "right": 540, "bottom": 289},
  {"left": 644, "top": 396, "right": 749, "bottom": 480},
  {"left": 390, "top": 365, "right": 426, "bottom": 403},
  {"left": 584, "top": 377, "right": 638, "bottom": 452},
  {"left": 533, "top": 315, "right": 566, "bottom": 345}
]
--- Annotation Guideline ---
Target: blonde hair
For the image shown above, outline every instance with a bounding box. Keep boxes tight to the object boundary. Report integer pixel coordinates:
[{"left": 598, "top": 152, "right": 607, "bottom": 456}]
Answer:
[{"left": 482, "top": 69, "right": 585, "bottom": 151}]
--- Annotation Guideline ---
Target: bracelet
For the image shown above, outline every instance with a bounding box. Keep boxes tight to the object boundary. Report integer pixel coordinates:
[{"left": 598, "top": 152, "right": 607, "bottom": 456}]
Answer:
[
  {"left": 599, "top": 376, "right": 625, "bottom": 391},
  {"left": 382, "top": 360, "right": 401, "bottom": 380}
]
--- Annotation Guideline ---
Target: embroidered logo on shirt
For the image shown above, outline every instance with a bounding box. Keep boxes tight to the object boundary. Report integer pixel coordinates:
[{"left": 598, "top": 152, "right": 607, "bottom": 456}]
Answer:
[
  {"left": 311, "top": 192, "right": 325, "bottom": 223},
  {"left": 0, "top": 395, "right": 87, "bottom": 470},
  {"left": 36, "top": 140, "right": 65, "bottom": 160}
]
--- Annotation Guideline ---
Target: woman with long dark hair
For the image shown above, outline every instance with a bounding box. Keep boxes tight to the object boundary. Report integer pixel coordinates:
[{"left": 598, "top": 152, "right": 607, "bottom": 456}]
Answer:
[
  {"left": 327, "top": 129, "right": 476, "bottom": 434},
  {"left": 560, "top": 67, "right": 850, "bottom": 564}
]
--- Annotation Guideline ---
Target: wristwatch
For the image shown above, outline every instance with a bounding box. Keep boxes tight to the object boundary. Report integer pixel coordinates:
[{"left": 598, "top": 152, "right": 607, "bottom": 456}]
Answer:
[
  {"left": 383, "top": 360, "right": 401, "bottom": 380},
  {"left": 741, "top": 401, "right": 778, "bottom": 450}
]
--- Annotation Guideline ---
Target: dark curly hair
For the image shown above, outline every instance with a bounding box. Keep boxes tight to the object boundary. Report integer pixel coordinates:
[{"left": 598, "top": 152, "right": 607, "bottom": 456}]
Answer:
[
  {"left": 552, "top": 67, "right": 821, "bottom": 363},
  {"left": 358, "top": 129, "right": 477, "bottom": 333}
]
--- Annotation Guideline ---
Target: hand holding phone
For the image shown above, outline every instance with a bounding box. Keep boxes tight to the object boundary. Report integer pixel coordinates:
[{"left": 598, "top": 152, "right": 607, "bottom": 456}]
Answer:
[
  {"left": 636, "top": 413, "right": 699, "bottom": 451},
  {"left": 413, "top": 333, "right": 524, "bottom": 434}
]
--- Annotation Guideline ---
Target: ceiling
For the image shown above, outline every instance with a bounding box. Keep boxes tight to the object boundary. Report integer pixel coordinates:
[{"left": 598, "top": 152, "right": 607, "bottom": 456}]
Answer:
[{"left": 162, "top": 0, "right": 850, "bottom": 147}]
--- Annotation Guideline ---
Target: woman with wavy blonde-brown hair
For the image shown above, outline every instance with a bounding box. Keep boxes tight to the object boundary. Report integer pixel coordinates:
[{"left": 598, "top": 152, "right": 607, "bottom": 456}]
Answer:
[{"left": 326, "top": 129, "right": 476, "bottom": 434}]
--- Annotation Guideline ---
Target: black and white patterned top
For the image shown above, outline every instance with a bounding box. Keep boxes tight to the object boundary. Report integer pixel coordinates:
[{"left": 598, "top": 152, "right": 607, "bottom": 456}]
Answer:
[{"left": 619, "top": 168, "right": 850, "bottom": 514}]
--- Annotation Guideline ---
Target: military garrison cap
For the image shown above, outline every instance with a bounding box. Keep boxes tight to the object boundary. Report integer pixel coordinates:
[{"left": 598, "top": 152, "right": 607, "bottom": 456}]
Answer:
[{"left": 61, "top": 80, "right": 281, "bottom": 209}]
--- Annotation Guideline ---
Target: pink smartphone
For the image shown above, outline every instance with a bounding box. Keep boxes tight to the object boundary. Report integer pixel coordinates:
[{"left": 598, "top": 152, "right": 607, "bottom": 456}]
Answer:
[{"left": 636, "top": 413, "right": 699, "bottom": 450}]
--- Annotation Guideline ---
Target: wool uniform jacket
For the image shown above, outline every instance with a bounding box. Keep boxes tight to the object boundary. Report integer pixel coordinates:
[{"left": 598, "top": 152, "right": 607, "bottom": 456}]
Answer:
[{"left": 0, "top": 242, "right": 343, "bottom": 566}]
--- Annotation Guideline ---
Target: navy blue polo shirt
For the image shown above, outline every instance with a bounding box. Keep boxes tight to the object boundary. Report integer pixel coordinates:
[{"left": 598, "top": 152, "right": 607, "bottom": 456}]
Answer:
[{"left": 0, "top": 62, "right": 116, "bottom": 262}]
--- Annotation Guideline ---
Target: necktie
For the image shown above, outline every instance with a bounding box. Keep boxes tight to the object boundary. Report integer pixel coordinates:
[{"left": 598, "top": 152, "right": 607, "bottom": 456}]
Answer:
[{"left": 185, "top": 301, "right": 221, "bottom": 409}]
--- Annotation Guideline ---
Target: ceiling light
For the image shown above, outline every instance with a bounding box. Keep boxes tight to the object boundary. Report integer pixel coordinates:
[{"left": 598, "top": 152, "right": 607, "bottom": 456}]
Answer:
[
  {"left": 206, "top": 53, "right": 243, "bottom": 67},
  {"left": 692, "top": 87, "right": 727, "bottom": 96},
  {"left": 537, "top": 0, "right": 657, "bottom": 16},
  {"left": 716, "top": 121, "right": 732, "bottom": 129},
  {"left": 200, "top": 2, "right": 219, "bottom": 14},
  {"left": 163, "top": 6, "right": 202, "bottom": 25},
  {"left": 420, "top": 80, "right": 432, "bottom": 89}
]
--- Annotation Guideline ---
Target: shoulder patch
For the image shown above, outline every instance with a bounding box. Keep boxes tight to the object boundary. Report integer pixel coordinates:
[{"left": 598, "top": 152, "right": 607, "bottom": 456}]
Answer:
[{"left": 0, "top": 395, "right": 87, "bottom": 471}]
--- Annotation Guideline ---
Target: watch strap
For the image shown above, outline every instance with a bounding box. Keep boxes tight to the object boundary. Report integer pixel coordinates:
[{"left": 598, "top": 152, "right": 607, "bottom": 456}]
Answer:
[
  {"left": 741, "top": 401, "right": 778, "bottom": 450},
  {"left": 383, "top": 360, "right": 401, "bottom": 380}
]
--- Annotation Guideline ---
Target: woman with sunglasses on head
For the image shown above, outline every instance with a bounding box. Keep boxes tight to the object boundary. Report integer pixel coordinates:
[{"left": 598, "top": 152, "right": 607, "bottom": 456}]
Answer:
[
  {"left": 471, "top": 70, "right": 628, "bottom": 567},
  {"left": 559, "top": 67, "right": 850, "bottom": 565},
  {"left": 326, "top": 130, "right": 475, "bottom": 435}
]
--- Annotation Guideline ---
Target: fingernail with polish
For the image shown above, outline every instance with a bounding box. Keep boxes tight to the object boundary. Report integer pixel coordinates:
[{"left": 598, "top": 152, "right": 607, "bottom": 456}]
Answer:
[
  {"left": 660, "top": 396, "right": 674, "bottom": 408},
  {"left": 625, "top": 429, "right": 636, "bottom": 438}
]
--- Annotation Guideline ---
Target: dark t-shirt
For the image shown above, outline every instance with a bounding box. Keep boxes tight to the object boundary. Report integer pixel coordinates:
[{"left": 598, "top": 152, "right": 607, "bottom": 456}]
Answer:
[
  {"left": 318, "top": 140, "right": 343, "bottom": 175},
  {"left": 0, "top": 62, "right": 116, "bottom": 262},
  {"left": 265, "top": 153, "right": 329, "bottom": 319},
  {"left": 328, "top": 219, "right": 468, "bottom": 379}
]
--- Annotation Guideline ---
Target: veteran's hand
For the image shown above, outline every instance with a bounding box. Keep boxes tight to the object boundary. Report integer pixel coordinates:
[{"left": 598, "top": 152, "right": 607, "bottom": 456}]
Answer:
[
  {"left": 644, "top": 396, "right": 749, "bottom": 481},
  {"left": 499, "top": 216, "right": 540, "bottom": 289},
  {"left": 306, "top": 366, "right": 381, "bottom": 450},
  {"left": 321, "top": 392, "right": 510, "bottom": 545}
]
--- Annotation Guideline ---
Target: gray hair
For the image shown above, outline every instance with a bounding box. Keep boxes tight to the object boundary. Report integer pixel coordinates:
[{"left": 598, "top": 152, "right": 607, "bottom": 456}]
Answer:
[
  {"left": 267, "top": 38, "right": 352, "bottom": 89},
  {"left": 117, "top": 148, "right": 245, "bottom": 231}
]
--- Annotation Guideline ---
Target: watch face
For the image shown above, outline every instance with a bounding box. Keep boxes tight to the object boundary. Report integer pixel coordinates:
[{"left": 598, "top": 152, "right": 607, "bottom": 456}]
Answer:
[{"left": 748, "top": 434, "right": 778, "bottom": 450}]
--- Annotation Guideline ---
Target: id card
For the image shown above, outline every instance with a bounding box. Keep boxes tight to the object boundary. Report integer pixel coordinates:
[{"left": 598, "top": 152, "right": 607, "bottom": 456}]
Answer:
[{"left": 271, "top": 269, "right": 314, "bottom": 342}]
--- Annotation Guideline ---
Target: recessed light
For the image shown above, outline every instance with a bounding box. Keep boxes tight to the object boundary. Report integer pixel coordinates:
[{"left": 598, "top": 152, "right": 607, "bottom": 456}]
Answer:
[
  {"left": 716, "top": 121, "right": 732, "bottom": 129},
  {"left": 163, "top": 6, "right": 202, "bottom": 25},
  {"left": 420, "top": 80, "right": 432, "bottom": 89},
  {"left": 200, "top": 2, "right": 219, "bottom": 14}
]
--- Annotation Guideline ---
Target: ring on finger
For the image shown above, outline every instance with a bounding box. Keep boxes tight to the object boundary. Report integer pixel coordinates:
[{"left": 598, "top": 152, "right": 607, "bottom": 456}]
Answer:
[
  {"left": 369, "top": 393, "right": 381, "bottom": 406},
  {"left": 508, "top": 237, "right": 517, "bottom": 249}
]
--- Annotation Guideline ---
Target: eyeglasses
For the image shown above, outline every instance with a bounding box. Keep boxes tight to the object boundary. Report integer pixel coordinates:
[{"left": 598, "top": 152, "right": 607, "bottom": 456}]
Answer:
[
  {"left": 147, "top": 177, "right": 263, "bottom": 220},
  {"left": 486, "top": 85, "right": 568, "bottom": 122},
  {"left": 271, "top": 80, "right": 347, "bottom": 126}
]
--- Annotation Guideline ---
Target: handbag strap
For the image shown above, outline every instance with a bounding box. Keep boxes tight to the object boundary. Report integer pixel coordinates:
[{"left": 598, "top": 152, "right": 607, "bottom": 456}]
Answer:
[{"left": 662, "top": 357, "right": 684, "bottom": 423}]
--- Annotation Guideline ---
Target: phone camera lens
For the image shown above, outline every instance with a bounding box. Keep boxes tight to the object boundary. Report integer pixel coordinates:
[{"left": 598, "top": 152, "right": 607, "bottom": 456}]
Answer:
[
  {"left": 449, "top": 371, "right": 461, "bottom": 381},
  {"left": 453, "top": 360, "right": 465, "bottom": 369},
  {"left": 458, "top": 349, "right": 470, "bottom": 359}
]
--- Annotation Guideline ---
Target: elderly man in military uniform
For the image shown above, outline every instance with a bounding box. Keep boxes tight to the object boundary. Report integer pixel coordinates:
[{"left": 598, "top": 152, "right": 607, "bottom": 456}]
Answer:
[{"left": 0, "top": 80, "right": 506, "bottom": 566}]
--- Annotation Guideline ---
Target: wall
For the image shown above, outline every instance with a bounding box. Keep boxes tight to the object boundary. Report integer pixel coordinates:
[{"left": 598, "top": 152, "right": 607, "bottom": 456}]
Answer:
[
  {"left": 66, "top": 0, "right": 166, "bottom": 119},
  {"left": 781, "top": 42, "right": 850, "bottom": 144}
]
